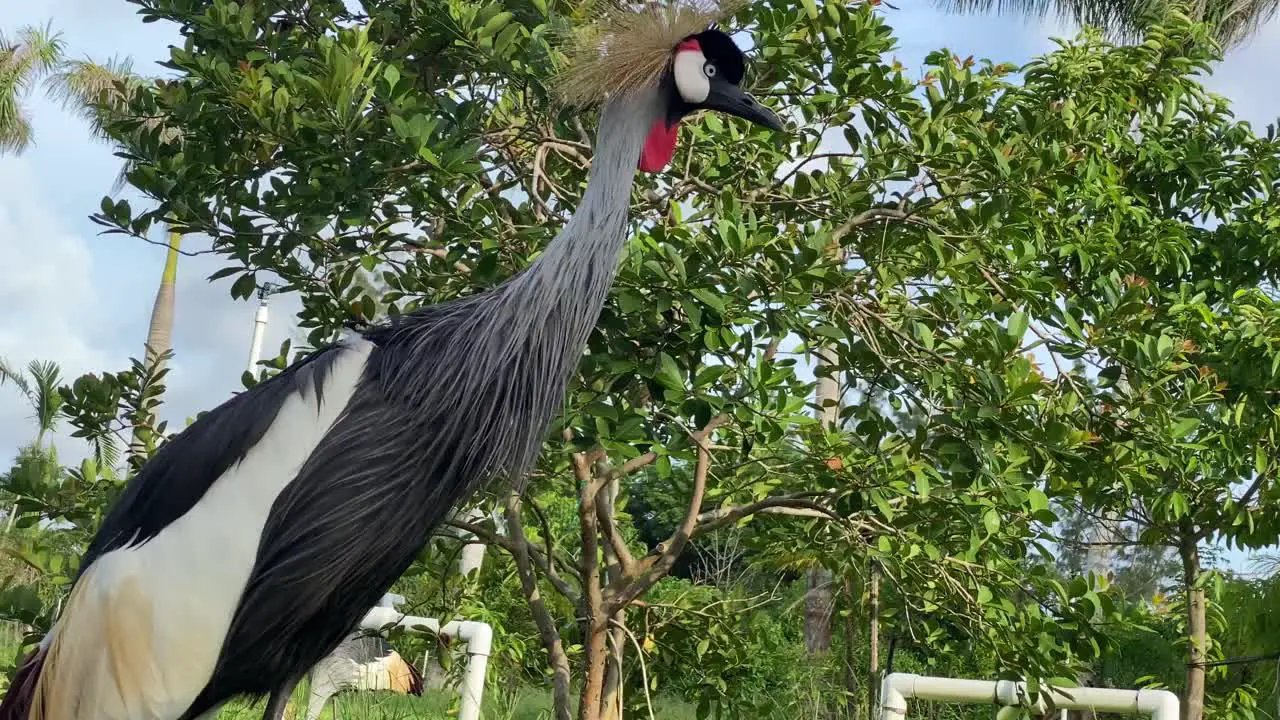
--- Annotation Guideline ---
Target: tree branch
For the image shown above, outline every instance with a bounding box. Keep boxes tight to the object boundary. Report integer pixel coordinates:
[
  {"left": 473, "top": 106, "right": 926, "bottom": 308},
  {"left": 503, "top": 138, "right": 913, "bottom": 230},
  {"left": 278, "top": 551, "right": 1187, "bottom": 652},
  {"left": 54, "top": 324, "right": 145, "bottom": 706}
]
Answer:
[
  {"left": 692, "top": 495, "right": 842, "bottom": 538},
  {"left": 605, "top": 415, "right": 726, "bottom": 613},
  {"left": 444, "top": 518, "right": 577, "bottom": 600},
  {"left": 504, "top": 494, "right": 572, "bottom": 720},
  {"left": 596, "top": 487, "right": 636, "bottom": 576},
  {"left": 608, "top": 416, "right": 728, "bottom": 481}
]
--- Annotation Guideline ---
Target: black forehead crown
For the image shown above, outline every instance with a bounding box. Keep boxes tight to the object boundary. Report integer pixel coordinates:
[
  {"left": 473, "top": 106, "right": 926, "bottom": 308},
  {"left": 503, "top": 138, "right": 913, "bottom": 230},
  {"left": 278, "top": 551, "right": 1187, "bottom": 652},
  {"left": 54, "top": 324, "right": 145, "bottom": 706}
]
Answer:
[{"left": 691, "top": 27, "right": 745, "bottom": 85}]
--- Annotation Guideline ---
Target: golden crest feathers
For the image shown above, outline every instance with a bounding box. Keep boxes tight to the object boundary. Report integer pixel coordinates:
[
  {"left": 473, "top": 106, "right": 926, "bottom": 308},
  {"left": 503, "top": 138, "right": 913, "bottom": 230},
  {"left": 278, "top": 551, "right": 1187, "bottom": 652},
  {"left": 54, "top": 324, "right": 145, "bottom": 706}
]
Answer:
[{"left": 551, "top": 0, "right": 749, "bottom": 108}]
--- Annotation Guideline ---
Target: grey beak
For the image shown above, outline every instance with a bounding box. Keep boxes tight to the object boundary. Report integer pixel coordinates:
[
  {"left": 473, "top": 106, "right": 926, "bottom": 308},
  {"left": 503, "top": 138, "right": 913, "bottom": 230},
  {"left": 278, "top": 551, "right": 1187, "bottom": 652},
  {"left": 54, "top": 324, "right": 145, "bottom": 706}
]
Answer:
[{"left": 701, "top": 82, "right": 784, "bottom": 132}]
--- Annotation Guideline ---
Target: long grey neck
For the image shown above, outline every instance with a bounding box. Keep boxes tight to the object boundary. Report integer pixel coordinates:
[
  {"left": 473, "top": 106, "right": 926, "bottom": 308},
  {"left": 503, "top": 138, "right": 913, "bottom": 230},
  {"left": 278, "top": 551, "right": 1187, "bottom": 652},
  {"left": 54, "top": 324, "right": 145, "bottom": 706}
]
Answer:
[
  {"left": 503, "top": 85, "right": 663, "bottom": 337},
  {"left": 373, "top": 85, "right": 667, "bottom": 486}
]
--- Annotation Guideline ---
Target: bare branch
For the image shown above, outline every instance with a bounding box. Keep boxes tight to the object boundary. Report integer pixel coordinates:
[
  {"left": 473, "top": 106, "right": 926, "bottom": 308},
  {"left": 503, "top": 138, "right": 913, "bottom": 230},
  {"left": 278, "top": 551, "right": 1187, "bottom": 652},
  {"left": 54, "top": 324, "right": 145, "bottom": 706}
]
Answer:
[
  {"left": 606, "top": 415, "right": 726, "bottom": 613},
  {"left": 505, "top": 494, "right": 573, "bottom": 720},
  {"left": 609, "top": 416, "right": 728, "bottom": 481},
  {"left": 444, "top": 518, "right": 577, "bottom": 600},
  {"left": 692, "top": 495, "right": 842, "bottom": 538}
]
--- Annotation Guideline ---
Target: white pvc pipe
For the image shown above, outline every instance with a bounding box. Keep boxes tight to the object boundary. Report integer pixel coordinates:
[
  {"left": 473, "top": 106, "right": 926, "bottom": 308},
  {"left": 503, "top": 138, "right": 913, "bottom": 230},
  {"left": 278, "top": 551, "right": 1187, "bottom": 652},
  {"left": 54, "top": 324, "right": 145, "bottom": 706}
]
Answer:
[
  {"left": 360, "top": 607, "right": 492, "bottom": 720},
  {"left": 455, "top": 507, "right": 487, "bottom": 579},
  {"left": 880, "top": 673, "right": 1179, "bottom": 720},
  {"left": 246, "top": 302, "right": 269, "bottom": 378}
]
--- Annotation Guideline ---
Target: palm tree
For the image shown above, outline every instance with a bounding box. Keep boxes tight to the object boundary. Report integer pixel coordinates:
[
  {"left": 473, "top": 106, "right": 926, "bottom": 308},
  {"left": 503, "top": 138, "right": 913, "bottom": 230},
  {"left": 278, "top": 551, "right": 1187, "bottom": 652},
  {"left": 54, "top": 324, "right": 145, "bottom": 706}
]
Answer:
[
  {"left": 0, "top": 23, "right": 64, "bottom": 154},
  {"left": 0, "top": 358, "right": 66, "bottom": 533},
  {"left": 0, "top": 359, "right": 63, "bottom": 451},
  {"left": 930, "top": 0, "right": 1279, "bottom": 48}
]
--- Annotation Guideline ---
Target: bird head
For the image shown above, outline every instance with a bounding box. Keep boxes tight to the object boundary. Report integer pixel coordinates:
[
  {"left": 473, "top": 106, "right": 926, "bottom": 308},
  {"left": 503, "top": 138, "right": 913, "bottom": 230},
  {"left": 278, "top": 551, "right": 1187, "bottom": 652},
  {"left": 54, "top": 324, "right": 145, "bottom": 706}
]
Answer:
[
  {"left": 640, "top": 26, "right": 782, "bottom": 172},
  {"left": 553, "top": 1, "right": 784, "bottom": 173}
]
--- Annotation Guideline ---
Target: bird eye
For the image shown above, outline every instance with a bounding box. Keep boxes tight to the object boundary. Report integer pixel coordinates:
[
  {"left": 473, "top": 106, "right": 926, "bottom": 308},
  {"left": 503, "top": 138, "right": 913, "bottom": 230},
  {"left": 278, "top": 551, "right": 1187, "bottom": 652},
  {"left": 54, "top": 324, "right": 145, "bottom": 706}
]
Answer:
[{"left": 703, "top": 62, "right": 717, "bottom": 78}]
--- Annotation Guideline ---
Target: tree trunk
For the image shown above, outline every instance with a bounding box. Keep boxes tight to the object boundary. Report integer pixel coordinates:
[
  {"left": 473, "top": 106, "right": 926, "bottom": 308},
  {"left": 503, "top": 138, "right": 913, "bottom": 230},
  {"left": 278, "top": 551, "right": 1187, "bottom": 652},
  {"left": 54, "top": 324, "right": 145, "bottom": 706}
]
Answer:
[
  {"left": 143, "top": 230, "right": 182, "bottom": 367},
  {"left": 598, "top": 478, "right": 626, "bottom": 720},
  {"left": 868, "top": 563, "right": 880, "bottom": 710},
  {"left": 805, "top": 344, "right": 841, "bottom": 657},
  {"left": 842, "top": 573, "right": 861, "bottom": 719},
  {"left": 579, "top": 617, "right": 610, "bottom": 720},
  {"left": 805, "top": 568, "right": 834, "bottom": 654},
  {"left": 1180, "top": 532, "right": 1206, "bottom": 720},
  {"left": 129, "top": 230, "right": 180, "bottom": 460},
  {"left": 505, "top": 495, "right": 572, "bottom": 720},
  {"left": 600, "top": 613, "right": 626, "bottom": 720}
]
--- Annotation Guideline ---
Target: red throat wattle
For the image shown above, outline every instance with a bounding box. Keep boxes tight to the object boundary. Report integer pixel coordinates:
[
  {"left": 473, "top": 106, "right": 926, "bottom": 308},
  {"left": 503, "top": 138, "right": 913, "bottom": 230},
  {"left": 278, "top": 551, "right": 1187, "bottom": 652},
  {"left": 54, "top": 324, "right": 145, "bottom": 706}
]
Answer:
[
  {"left": 638, "top": 37, "right": 700, "bottom": 173},
  {"left": 639, "top": 118, "right": 681, "bottom": 173}
]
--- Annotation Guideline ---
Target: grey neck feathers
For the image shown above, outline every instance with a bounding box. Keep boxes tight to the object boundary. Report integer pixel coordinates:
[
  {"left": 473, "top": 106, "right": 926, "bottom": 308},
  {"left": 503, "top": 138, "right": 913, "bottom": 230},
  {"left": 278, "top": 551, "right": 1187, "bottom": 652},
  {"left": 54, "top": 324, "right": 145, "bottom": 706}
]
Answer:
[
  {"left": 376, "top": 84, "right": 666, "bottom": 487},
  {"left": 510, "top": 84, "right": 662, "bottom": 321}
]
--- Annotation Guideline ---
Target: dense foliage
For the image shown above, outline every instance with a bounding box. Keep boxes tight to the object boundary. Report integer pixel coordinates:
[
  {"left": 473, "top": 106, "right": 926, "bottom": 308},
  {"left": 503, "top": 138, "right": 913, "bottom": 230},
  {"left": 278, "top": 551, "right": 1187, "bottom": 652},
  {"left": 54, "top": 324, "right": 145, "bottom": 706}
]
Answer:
[{"left": 3, "top": 1, "right": 1280, "bottom": 719}]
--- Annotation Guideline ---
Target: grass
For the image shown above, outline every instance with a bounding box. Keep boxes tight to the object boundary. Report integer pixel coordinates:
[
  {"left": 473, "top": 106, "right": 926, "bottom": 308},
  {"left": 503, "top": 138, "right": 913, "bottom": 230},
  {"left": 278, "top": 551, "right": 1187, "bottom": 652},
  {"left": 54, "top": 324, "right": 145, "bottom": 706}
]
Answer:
[{"left": 217, "top": 681, "right": 700, "bottom": 720}]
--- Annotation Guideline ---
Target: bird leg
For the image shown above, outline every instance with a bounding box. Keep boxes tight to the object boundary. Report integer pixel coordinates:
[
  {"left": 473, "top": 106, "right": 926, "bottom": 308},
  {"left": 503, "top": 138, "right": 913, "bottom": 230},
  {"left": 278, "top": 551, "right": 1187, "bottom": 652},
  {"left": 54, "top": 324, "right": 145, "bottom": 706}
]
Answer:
[{"left": 263, "top": 675, "right": 302, "bottom": 720}]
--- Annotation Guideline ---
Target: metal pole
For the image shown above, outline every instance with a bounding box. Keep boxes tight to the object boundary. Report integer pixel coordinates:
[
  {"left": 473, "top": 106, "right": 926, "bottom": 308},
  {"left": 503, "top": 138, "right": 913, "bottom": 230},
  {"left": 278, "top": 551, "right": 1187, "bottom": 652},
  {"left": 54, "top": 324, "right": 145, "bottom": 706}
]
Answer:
[
  {"left": 246, "top": 282, "right": 284, "bottom": 379},
  {"left": 247, "top": 302, "right": 269, "bottom": 378}
]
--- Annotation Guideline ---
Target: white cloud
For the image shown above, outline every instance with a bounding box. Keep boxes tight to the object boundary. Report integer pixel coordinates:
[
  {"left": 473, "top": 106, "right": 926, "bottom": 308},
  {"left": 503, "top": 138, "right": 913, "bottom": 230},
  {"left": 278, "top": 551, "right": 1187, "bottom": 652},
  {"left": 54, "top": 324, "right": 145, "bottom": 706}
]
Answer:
[{"left": 0, "top": 156, "right": 115, "bottom": 461}]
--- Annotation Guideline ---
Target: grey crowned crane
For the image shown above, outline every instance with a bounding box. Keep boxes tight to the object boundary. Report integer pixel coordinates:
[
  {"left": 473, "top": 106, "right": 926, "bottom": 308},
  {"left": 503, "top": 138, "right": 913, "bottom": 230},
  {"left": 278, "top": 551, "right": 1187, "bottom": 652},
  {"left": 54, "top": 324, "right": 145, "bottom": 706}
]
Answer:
[
  {"left": 0, "top": 2, "right": 784, "bottom": 719},
  {"left": 302, "top": 633, "right": 423, "bottom": 720}
]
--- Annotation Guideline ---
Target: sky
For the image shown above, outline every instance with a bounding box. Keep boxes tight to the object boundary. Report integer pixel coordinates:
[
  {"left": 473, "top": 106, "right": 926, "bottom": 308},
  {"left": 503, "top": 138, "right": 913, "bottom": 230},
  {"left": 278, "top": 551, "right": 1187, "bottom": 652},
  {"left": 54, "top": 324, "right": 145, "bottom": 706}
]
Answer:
[{"left": 1, "top": 1, "right": 1278, "bottom": 571}]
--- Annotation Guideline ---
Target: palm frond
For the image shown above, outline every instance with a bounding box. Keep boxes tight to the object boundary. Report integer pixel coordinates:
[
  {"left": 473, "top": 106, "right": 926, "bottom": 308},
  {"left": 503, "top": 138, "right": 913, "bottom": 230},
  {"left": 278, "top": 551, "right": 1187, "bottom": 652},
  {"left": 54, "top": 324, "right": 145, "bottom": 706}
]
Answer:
[
  {"left": 0, "top": 22, "right": 65, "bottom": 154},
  {"left": 1249, "top": 552, "right": 1280, "bottom": 578},
  {"left": 43, "top": 56, "right": 142, "bottom": 143},
  {"left": 0, "top": 108, "right": 32, "bottom": 154},
  {"left": 1201, "top": 0, "right": 1280, "bottom": 47},
  {"left": 0, "top": 22, "right": 65, "bottom": 91},
  {"left": 91, "top": 432, "right": 122, "bottom": 471},
  {"left": 25, "top": 360, "right": 63, "bottom": 439},
  {"left": 929, "top": 0, "right": 1278, "bottom": 48},
  {"left": 0, "top": 357, "right": 33, "bottom": 401}
]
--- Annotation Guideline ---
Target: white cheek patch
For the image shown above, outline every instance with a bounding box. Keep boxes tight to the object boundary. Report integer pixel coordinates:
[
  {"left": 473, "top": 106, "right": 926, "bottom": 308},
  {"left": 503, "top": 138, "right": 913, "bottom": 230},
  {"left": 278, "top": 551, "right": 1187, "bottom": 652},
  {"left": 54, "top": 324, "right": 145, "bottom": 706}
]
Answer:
[{"left": 673, "top": 49, "right": 710, "bottom": 104}]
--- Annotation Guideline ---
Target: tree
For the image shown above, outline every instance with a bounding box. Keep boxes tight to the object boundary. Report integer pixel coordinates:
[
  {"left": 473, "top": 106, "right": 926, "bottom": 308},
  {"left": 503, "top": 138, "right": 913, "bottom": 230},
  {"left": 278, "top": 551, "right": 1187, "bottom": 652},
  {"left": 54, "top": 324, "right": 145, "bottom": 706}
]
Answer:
[
  {"left": 0, "top": 359, "right": 62, "bottom": 451},
  {"left": 0, "top": 23, "right": 62, "bottom": 154},
  {"left": 84, "top": 1, "right": 1123, "bottom": 717},
  {"left": 19, "top": 2, "right": 1280, "bottom": 719},
  {"left": 0, "top": 358, "right": 65, "bottom": 534},
  {"left": 930, "top": 0, "right": 1279, "bottom": 48}
]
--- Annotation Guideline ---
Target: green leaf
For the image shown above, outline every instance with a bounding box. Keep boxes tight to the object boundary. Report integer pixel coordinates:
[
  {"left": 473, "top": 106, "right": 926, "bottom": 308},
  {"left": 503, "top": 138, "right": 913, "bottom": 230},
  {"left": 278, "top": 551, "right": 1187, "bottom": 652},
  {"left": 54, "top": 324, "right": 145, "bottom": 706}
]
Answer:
[
  {"left": 982, "top": 508, "right": 1001, "bottom": 536},
  {"left": 1027, "top": 487, "right": 1049, "bottom": 514},
  {"left": 477, "top": 11, "right": 513, "bottom": 39},
  {"left": 1007, "top": 311, "right": 1029, "bottom": 342},
  {"left": 915, "top": 322, "right": 935, "bottom": 351},
  {"left": 655, "top": 353, "right": 684, "bottom": 391},
  {"left": 383, "top": 64, "right": 400, "bottom": 92},
  {"left": 230, "top": 273, "right": 258, "bottom": 300},
  {"left": 691, "top": 288, "right": 726, "bottom": 315},
  {"left": 1170, "top": 417, "right": 1200, "bottom": 439}
]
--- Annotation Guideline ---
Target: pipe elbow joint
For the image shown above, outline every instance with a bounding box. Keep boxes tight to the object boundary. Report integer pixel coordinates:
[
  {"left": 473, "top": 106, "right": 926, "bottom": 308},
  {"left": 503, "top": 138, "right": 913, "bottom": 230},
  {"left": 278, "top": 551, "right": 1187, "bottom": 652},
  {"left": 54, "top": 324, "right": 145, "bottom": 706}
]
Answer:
[
  {"left": 1136, "top": 689, "right": 1180, "bottom": 720},
  {"left": 459, "top": 621, "right": 493, "bottom": 658}
]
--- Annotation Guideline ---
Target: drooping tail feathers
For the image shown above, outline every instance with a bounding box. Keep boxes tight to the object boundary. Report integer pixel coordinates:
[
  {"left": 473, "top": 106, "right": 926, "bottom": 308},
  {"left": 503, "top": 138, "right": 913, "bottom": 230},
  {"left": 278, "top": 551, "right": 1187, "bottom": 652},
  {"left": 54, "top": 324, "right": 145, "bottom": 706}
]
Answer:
[
  {"left": 403, "top": 654, "right": 424, "bottom": 696},
  {"left": 383, "top": 652, "right": 423, "bottom": 696},
  {"left": 0, "top": 647, "right": 47, "bottom": 720}
]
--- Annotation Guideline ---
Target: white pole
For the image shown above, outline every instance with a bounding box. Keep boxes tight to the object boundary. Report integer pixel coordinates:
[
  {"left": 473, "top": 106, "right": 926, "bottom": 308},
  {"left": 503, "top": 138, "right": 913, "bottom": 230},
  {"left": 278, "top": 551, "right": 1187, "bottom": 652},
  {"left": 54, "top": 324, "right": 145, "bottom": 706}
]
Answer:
[
  {"left": 360, "top": 608, "right": 492, "bottom": 720},
  {"left": 246, "top": 301, "right": 269, "bottom": 378},
  {"left": 456, "top": 507, "right": 487, "bottom": 580},
  {"left": 426, "top": 507, "right": 491, "bottom": 690},
  {"left": 879, "top": 673, "right": 1180, "bottom": 720}
]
